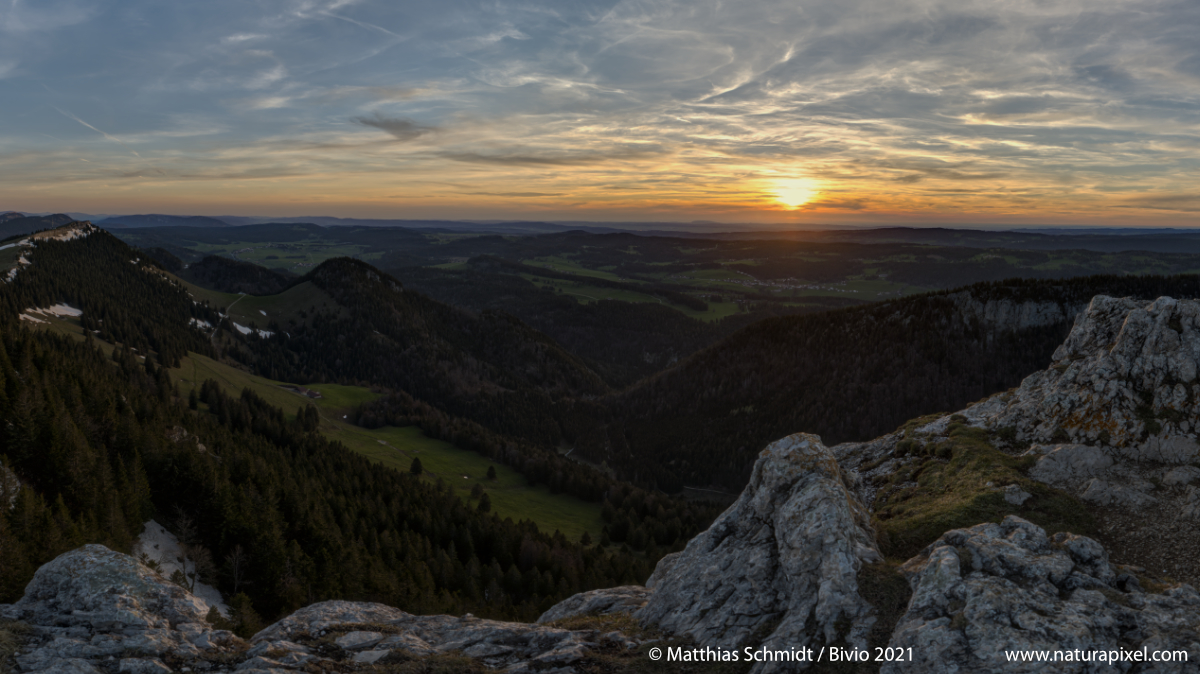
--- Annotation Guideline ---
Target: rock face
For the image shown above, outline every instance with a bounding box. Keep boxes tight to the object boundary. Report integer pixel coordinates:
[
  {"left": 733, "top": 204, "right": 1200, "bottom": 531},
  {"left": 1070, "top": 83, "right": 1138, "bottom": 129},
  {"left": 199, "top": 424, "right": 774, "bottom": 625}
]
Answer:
[
  {"left": 949, "top": 291, "right": 1081, "bottom": 332},
  {"left": 636, "top": 433, "right": 881, "bottom": 671},
  {"left": 885, "top": 516, "right": 1200, "bottom": 673},
  {"left": 0, "top": 545, "right": 241, "bottom": 674},
  {"left": 973, "top": 295, "right": 1200, "bottom": 457}
]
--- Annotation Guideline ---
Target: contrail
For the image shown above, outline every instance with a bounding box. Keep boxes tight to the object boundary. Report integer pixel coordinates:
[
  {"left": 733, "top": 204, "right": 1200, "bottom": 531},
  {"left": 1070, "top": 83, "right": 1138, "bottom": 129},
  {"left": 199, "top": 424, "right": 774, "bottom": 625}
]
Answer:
[
  {"left": 321, "top": 11, "right": 401, "bottom": 38},
  {"left": 53, "top": 107, "right": 141, "bottom": 157}
]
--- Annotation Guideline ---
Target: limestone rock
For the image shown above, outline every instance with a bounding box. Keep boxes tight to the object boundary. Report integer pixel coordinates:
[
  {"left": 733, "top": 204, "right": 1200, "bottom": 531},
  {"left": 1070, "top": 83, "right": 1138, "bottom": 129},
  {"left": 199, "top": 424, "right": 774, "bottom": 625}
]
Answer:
[
  {"left": 949, "top": 292, "right": 1081, "bottom": 333},
  {"left": 350, "top": 649, "right": 390, "bottom": 664},
  {"left": 537, "top": 586, "right": 652, "bottom": 624},
  {"left": 1003, "top": 484, "right": 1032, "bottom": 505},
  {"left": 377, "top": 633, "right": 437, "bottom": 656},
  {"left": 9, "top": 544, "right": 211, "bottom": 629},
  {"left": 248, "top": 600, "right": 408, "bottom": 643},
  {"left": 4, "top": 545, "right": 241, "bottom": 674},
  {"left": 636, "top": 433, "right": 881, "bottom": 672},
  {"left": 333, "top": 630, "right": 382, "bottom": 650},
  {"left": 118, "top": 658, "right": 172, "bottom": 674},
  {"left": 251, "top": 600, "right": 619, "bottom": 671},
  {"left": 1026, "top": 443, "right": 1114, "bottom": 484},
  {"left": 977, "top": 295, "right": 1200, "bottom": 457},
  {"left": 884, "top": 516, "right": 1200, "bottom": 673},
  {"left": 1080, "top": 477, "right": 1157, "bottom": 508},
  {"left": 1164, "top": 465, "right": 1200, "bottom": 487}
]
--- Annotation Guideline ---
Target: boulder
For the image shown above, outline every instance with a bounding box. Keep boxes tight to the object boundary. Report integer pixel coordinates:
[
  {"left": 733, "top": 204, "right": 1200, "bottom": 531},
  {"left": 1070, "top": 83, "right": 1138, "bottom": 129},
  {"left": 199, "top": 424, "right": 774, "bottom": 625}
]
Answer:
[
  {"left": 1027, "top": 443, "right": 1114, "bottom": 484},
  {"left": 537, "top": 586, "right": 652, "bottom": 624},
  {"left": 4, "top": 545, "right": 241, "bottom": 674},
  {"left": 1003, "top": 484, "right": 1032, "bottom": 505},
  {"left": 636, "top": 433, "right": 881, "bottom": 672},
  {"left": 248, "top": 600, "right": 408, "bottom": 643},
  {"left": 884, "top": 516, "right": 1200, "bottom": 673}
]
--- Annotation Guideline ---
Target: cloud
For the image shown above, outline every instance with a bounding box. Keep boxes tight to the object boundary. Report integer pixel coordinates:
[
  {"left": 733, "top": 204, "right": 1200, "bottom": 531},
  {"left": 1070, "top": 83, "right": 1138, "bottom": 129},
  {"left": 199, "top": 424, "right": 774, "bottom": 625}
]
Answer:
[
  {"left": 352, "top": 113, "right": 436, "bottom": 141},
  {"left": 5, "top": 0, "right": 1200, "bottom": 222},
  {"left": 458, "top": 191, "right": 563, "bottom": 197},
  {"left": 1, "top": 0, "right": 94, "bottom": 34},
  {"left": 312, "top": 85, "right": 421, "bottom": 103},
  {"left": 1115, "top": 194, "right": 1200, "bottom": 212},
  {"left": 440, "top": 149, "right": 659, "bottom": 167}
]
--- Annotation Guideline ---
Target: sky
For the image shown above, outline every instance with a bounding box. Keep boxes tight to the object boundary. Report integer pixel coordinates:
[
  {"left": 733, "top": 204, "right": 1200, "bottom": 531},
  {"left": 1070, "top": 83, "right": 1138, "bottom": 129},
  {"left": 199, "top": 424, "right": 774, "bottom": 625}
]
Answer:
[{"left": 1, "top": 0, "right": 1199, "bottom": 226}]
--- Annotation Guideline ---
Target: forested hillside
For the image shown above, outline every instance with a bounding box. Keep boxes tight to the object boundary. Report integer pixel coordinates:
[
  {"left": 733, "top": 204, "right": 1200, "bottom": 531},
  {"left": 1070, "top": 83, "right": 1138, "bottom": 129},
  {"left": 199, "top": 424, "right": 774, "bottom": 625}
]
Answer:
[
  {"left": 572, "top": 274, "right": 1200, "bottom": 492},
  {"left": 232, "top": 258, "right": 608, "bottom": 444},
  {"left": 0, "top": 225, "right": 717, "bottom": 630},
  {"left": 179, "top": 255, "right": 297, "bottom": 295},
  {"left": 1, "top": 225, "right": 217, "bottom": 366}
]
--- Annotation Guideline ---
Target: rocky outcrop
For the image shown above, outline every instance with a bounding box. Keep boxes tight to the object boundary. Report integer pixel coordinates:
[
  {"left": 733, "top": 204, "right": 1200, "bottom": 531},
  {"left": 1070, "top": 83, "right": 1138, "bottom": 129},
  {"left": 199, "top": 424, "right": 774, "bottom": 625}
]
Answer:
[
  {"left": 948, "top": 291, "right": 1081, "bottom": 333},
  {"left": 1, "top": 547, "right": 643, "bottom": 674},
  {"left": 636, "top": 433, "right": 881, "bottom": 671},
  {"left": 0, "top": 545, "right": 240, "bottom": 674},
  {"left": 254, "top": 600, "right": 619, "bottom": 672},
  {"left": 885, "top": 516, "right": 1200, "bottom": 673},
  {"left": 972, "top": 295, "right": 1199, "bottom": 457},
  {"left": 536, "top": 586, "right": 652, "bottom": 624}
]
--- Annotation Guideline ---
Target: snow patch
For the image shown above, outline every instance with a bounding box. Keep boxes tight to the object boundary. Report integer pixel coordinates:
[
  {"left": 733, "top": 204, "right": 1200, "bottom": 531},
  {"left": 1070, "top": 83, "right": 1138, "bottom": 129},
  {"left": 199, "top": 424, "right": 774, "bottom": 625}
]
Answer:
[
  {"left": 259, "top": 310, "right": 267, "bottom": 316},
  {"left": 5, "top": 268, "right": 16, "bottom": 282},
  {"left": 40, "top": 303, "right": 82, "bottom": 318},
  {"left": 134, "top": 520, "right": 229, "bottom": 617},
  {"left": 21, "top": 303, "right": 83, "bottom": 323},
  {"left": 233, "top": 322, "right": 273, "bottom": 338},
  {"left": 189, "top": 317, "right": 213, "bottom": 330}
]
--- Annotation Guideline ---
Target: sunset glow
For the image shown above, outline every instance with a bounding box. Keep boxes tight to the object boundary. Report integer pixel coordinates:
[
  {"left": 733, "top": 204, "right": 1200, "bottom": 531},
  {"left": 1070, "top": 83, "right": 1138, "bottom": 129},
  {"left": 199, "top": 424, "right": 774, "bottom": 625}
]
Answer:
[
  {"left": 1, "top": 1, "right": 1198, "bottom": 226},
  {"left": 772, "top": 180, "right": 821, "bottom": 210}
]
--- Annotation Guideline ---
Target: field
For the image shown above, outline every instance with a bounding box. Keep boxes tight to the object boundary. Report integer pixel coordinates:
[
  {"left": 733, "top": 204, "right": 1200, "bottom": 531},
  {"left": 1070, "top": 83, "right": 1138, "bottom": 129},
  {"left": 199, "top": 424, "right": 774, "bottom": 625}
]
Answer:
[
  {"left": 168, "top": 353, "right": 604, "bottom": 543},
  {"left": 524, "top": 256, "right": 639, "bottom": 283}
]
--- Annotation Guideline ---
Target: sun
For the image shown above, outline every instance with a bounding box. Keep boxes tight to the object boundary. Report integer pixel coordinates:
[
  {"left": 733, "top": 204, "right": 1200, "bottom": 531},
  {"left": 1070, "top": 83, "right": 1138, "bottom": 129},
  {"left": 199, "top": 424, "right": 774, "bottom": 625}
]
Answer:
[{"left": 772, "top": 178, "right": 820, "bottom": 209}]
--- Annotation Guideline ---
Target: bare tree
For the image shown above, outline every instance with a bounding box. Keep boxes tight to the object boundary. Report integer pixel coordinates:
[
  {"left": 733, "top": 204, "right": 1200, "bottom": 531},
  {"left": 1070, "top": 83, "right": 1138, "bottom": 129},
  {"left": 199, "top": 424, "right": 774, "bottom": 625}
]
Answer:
[{"left": 225, "top": 544, "right": 249, "bottom": 593}]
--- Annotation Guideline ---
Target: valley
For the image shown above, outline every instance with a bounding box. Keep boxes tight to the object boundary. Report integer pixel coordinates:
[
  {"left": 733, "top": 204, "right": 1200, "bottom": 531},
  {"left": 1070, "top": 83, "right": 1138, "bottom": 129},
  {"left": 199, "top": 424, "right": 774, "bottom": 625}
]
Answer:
[
  {"left": 18, "top": 290, "right": 608, "bottom": 546},
  {"left": 3, "top": 218, "right": 1200, "bottom": 674}
]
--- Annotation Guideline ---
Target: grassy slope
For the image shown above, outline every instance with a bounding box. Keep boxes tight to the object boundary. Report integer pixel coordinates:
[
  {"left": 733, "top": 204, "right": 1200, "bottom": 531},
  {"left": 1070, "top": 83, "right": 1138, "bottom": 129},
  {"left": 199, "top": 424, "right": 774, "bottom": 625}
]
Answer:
[{"left": 168, "top": 351, "right": 604, "bottom": 543}]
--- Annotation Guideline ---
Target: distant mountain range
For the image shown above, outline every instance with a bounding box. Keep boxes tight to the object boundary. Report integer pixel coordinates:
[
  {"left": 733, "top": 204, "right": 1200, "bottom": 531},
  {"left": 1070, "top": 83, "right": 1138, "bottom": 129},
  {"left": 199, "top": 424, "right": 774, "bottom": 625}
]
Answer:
[
  {"left": 96, "top": 214, "right": 233, "bottom": 228},
  {"left": 6, "top": 209, "right": 1200, "bottom": 252}
]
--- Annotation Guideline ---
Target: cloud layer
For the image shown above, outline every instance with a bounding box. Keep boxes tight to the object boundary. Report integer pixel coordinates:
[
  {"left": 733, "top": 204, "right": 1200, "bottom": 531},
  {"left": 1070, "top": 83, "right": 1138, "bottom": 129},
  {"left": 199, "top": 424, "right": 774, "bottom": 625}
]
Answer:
[{"left": 1, "top": 0, "right": 1198, "bottom": 224}]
